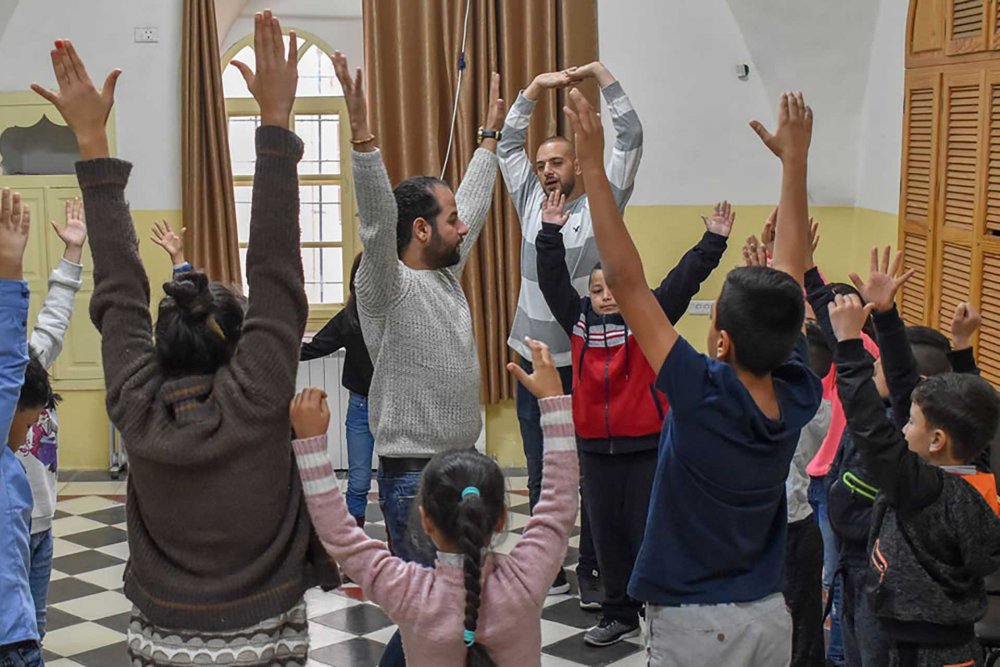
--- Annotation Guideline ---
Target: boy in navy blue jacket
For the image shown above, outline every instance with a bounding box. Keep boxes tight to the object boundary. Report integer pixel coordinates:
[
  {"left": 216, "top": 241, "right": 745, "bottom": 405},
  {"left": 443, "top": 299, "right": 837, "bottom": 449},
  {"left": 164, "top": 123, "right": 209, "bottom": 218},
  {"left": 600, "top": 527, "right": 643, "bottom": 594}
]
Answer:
[
  {"left": 536, "top": 192, "right": 730, "bottom": 645},
  {"left": 564, "top": 87, "right": 822, "bottom": 664}
]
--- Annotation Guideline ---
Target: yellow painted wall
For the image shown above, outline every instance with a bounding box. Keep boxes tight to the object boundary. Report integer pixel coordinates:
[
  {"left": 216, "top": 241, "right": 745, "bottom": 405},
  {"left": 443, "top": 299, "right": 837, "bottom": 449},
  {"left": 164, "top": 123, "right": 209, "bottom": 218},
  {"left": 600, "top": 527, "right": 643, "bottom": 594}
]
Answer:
[
  {"left": 57, "top": 209, "right": 182, "bottom": 470},
  {"left": 484, "top": 205, "right": 899, "bottom": 467}
]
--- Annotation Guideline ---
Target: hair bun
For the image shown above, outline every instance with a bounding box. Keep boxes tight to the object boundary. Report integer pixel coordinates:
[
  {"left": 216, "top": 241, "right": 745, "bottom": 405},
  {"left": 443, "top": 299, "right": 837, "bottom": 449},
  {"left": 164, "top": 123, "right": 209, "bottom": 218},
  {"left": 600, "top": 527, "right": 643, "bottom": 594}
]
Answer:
[{"left": 163, "top": 271, "right": 213, "bottom": 319}]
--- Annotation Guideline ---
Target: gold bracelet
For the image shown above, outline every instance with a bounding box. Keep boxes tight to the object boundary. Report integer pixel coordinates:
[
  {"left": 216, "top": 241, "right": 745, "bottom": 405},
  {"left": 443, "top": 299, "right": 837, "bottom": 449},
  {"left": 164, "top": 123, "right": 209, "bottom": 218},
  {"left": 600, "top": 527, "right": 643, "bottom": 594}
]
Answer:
[{"left": 350, "top": 134, "right": 376, "bottom": 145}]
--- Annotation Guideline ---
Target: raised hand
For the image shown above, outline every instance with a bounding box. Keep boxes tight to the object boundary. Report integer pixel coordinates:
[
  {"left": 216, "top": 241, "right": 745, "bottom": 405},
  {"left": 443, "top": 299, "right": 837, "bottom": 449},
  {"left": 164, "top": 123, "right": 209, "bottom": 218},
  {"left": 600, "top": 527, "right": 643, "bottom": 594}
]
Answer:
[
  {"left": 31, "top": 40, "right": 120, "bottom": 159},
  {"left": 566, "top": 61, "right": 614, "bottom": 88},
  {"left": 230, "top": 10, "right": 298, "bottom": 128},
  {"left": 483, "top": 72, "right": 505, "bottom": 133},
  {"left": 51, "top": 198, "right": 86, "bottom": 264},
  {"left": 848, "top": 246, "right": 915, "bottom": 313},
  {"left": 951, "top": 302, "right": 982, "bottom": 350},
  {"left": 828, "top": 293, "right": 876, "bottom": 343},
  {"left": 563, "top": 88, "right": 604, "bottom": 173},
  {"left": 541, "top": 189, "right": 569, "bottom": 227},
  {"left": 743, "top": 235, "right": 768, "bottom": 267},
  {"left": 331, "top": 51, "right": 372, "bottom": 148},
  {"left": 150, "top": 220, "right": 187, "bottom": 266},
  {"left": 761, "top": 208, "right": 776, "bottom": 258},
  {"left": 0, "top": 189, "right": 31, "bottom": 281},
  {"left": 506, "top": 338, "right": 564, "bottom": 399},
  {"left": 805, "top": 217, "right": 820, "bottom": 270},
  {"left": 290, "top": 388, "right": 331, "bottom": 439},
  {"left": 750, "top": 92, "right": 813, "bottom": 163},
  {"left": 702, "top": 201, "right": 736, "bottom": 238}
]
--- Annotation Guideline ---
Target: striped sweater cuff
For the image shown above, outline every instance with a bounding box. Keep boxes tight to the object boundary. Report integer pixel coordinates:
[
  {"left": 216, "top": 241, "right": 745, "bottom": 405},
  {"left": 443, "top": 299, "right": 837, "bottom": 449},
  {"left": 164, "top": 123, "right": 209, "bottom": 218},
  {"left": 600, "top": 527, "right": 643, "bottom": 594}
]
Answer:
[
  {"left": 292, "top": 436, "right": 338, "bottom": 497},
  {"left": 539, "top": 395, "right": 575, "bottom": 453}
]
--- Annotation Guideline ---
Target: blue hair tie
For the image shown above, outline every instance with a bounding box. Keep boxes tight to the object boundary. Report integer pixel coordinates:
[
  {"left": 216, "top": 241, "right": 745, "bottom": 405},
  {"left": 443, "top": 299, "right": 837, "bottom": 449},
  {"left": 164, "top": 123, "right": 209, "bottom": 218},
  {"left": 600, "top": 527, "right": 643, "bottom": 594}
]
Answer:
[
  {"left": 461, "top": 486, "right": 480, "bottom": 498},
  {"left": 463, "top": 628, "right": 475, "bottom": 646}
]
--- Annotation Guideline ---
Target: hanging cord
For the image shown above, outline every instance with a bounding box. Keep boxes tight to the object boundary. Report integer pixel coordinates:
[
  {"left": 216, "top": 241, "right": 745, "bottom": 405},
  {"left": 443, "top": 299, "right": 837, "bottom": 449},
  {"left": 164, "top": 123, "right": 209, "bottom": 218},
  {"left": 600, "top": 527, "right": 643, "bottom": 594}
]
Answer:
[{"left": 441, "top": 0, "right": 474, "bottom": 179}]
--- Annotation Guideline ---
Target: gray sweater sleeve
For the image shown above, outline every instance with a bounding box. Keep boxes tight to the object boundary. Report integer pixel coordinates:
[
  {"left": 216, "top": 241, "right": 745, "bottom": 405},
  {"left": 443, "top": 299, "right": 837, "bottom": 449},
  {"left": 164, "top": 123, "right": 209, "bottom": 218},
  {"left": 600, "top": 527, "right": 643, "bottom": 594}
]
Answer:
[
  {"left": 602, "top": 81, "right": 644, "bottom": 211},
  {"left": 353, "top": 149, "right": 403, "bottom": 317},
  {"left": 450, "top": 148, "right": 498, "bottom": 277},
  {"left": 30, "top": 258, "right": 83, "bottom": 369},
  {"left": 497, "top": 92, "right": 542, "bottom": 223}
]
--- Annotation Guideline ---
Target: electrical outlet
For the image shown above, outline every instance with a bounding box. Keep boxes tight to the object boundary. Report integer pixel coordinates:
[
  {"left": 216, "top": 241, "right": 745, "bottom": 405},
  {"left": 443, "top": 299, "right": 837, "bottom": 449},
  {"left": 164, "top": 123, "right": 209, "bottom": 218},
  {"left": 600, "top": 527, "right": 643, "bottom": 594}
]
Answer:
[
  {"left": 687, "top": 300, "right": 713, "bottom": 316},
  {"left": 134, "top": 27, "right": 159, "bottom": 43}
]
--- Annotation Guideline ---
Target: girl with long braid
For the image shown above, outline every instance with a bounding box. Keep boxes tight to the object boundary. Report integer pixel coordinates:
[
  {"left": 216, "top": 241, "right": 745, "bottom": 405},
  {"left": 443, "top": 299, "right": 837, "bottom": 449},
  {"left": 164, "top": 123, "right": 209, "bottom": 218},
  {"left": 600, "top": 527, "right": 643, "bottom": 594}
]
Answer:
[{"left": 289, "top": 338, "right": 579, "bottom": 666}]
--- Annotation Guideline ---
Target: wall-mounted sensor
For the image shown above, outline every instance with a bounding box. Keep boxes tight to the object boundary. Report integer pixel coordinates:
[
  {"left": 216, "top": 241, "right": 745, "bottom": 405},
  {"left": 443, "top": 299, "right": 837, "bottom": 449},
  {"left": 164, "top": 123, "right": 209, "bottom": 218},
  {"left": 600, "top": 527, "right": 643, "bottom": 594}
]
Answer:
[{"left": 736, "top": 64, "right": 750, "bottom": 80}]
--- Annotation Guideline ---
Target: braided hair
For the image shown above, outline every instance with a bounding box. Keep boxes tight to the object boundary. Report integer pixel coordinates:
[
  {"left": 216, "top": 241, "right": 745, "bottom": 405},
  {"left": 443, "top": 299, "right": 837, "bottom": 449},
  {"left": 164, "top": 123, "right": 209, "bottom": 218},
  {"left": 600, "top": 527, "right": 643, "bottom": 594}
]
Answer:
[{"left": 419, "top": 449, "right": 505, "bottom": 666}]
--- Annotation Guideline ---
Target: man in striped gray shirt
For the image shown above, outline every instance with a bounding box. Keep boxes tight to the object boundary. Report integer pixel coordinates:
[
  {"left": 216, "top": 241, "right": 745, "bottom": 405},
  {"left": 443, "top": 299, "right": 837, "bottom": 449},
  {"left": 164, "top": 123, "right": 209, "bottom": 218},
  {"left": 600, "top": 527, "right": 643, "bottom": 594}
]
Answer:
[{"left": 499, "top": 62, "right": 643, "bottom": 600}]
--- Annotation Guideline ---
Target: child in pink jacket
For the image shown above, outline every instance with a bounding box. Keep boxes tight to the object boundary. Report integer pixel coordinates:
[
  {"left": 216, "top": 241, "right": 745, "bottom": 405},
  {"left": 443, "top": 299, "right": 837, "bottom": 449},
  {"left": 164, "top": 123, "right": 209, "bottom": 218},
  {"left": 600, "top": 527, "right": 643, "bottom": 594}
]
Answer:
[{"left": 290, "top": 338, "right": 578, "bottom": 667}]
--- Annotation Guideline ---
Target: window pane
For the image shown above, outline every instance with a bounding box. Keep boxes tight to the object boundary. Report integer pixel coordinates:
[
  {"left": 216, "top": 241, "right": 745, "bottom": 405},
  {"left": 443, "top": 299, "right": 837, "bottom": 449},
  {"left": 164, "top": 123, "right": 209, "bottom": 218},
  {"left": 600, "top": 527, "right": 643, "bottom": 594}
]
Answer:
[
  {"left": 300, "top": 185, "right": 342, "bottom": 243},
  {"left": 238, "top": 247, "right": 250, "bottom": 297},
  {"left": 302, "top": 246, "right": 344, "bottom": 304},
  {"left": 297, "top": 114, "right": 341, "bottom": 175},
  {"left": 222, "top": 46, "right": 254, "bottom": 98},
  {"left": 297, "top": 45, "right": 342, "bottom": 97},
  {"left": 234, "top": 185, "right": 253, "bottom": 242},
  {"left": 228, "top": 116, "right": 260, "bottom": 176}
]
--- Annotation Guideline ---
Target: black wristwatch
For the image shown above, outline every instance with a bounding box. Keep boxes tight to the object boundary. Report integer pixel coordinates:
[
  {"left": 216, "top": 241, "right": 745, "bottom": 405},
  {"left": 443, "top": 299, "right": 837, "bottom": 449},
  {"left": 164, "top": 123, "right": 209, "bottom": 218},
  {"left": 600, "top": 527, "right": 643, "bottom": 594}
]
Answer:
[{"left": 477, "top": 127, "right": 501, "bottom": 144}]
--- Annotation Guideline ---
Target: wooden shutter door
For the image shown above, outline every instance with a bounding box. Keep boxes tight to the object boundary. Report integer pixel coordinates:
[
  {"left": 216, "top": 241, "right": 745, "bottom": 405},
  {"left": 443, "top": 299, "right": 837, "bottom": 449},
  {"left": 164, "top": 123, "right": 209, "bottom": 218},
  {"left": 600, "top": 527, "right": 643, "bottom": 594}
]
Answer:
[
  {"left": 948, "top": 0, "right": 988, "bottom": 54},
  {"left": 979, "top": 252, "right": 1000, "bottom": 382},
  {"left": 899, "top": 70, "right": 941, "bottom": 324}
]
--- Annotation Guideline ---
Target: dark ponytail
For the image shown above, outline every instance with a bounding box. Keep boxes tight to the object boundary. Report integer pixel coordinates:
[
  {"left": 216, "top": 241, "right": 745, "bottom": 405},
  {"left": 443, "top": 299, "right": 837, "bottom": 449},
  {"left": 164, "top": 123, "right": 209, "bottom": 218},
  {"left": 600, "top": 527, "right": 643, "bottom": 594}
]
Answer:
[
  {"left": 420, "top": 449, "right": 505, "bottom": 666},
  {"left": 155, "top": 270, "right": 245, "bottom": 376}
]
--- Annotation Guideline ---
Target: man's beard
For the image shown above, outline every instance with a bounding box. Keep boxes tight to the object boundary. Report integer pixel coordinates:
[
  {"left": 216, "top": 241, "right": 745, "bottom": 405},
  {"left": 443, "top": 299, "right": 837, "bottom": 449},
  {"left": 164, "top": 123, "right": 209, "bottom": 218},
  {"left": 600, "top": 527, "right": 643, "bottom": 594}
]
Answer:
[
  {"left": 428, "top": 231, "right": 462, "bottom": 269},
  {"left": 544, "top": 175, "right": 575, "bottom": 197}
]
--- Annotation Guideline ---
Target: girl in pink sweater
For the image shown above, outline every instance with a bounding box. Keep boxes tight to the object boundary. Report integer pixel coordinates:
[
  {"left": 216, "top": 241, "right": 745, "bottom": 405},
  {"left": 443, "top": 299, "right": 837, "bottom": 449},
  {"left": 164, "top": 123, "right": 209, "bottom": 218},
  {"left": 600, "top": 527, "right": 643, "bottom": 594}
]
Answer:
[{"left": 290, "top": 338, "right": 579, "bottom": 667}]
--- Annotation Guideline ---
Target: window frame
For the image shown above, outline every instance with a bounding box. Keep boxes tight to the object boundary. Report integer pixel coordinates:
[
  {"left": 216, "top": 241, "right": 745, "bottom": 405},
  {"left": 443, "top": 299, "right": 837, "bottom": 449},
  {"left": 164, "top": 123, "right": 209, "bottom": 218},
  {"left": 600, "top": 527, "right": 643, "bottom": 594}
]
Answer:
[{"left": 221, "top": 30, "right": 358, "bottom": 330}]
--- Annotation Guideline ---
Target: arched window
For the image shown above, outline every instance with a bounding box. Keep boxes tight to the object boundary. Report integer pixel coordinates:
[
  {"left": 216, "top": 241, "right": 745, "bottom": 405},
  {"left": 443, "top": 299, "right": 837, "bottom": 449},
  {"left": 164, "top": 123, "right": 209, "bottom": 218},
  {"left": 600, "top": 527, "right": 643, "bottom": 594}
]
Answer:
[{"left": 221, "top": 31, "right": 354, "bottom": 323}]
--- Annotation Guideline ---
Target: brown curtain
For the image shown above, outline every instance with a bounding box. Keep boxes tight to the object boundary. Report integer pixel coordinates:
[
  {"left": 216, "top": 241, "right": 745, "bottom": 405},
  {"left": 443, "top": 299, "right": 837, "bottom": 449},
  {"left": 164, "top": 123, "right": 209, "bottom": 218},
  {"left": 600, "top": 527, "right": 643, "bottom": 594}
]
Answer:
[
  {"left": 362, "top": 0, "right": 598, "bottom": 403},
  {"left": 182, "top": 0, "right": 241, "bottom": 284}
]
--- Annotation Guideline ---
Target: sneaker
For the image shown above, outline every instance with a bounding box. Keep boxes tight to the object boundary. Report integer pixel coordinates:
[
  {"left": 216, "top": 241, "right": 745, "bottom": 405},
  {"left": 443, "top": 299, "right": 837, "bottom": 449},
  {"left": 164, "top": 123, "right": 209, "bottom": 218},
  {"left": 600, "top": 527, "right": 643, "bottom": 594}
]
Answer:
[
  {"left": 577, "top": 570, "right": 603, "bottom": 610},
  {"left": 584, "top": 617, "right": 640, "bottom": 647},
  {"left": 548, "top": 569, "right": 571, "bottom": 595}
]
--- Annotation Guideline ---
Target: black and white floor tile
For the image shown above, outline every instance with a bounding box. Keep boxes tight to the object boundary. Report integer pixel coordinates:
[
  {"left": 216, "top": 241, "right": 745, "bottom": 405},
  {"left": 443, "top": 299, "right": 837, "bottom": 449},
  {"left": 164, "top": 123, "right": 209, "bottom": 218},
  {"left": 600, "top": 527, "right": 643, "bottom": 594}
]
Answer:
[{"left": 40, "top": 471, "right": 646, "bottom": 667}]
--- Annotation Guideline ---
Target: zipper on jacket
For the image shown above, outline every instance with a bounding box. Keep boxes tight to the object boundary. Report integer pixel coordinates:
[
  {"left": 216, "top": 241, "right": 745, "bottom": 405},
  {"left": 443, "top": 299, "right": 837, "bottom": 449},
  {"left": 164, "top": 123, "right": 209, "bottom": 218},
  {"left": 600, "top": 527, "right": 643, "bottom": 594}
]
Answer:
[{"left": 602, "top": 318, "right": 614, "bottom": 454}]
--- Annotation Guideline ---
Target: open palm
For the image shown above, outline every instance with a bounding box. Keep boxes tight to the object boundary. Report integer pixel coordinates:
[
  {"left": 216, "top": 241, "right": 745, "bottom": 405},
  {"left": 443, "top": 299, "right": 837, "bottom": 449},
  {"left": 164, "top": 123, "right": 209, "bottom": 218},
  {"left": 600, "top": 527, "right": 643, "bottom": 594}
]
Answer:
[{"left": 51, "top": 198, "right": 86, "bottom": 249}]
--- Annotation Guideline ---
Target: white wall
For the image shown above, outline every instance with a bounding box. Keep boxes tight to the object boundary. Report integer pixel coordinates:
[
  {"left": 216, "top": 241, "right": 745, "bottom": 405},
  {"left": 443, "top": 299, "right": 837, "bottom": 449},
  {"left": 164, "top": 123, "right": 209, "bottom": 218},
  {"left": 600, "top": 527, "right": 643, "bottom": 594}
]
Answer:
[
  {"left": 0, "top": 0, "right": 182, "bottom": 211},
  {"left": 855, "top": 0, "right": 907, "bottom": 214},
  {"left": 598, "top": 0, "right": 905, "bottom": 212}
]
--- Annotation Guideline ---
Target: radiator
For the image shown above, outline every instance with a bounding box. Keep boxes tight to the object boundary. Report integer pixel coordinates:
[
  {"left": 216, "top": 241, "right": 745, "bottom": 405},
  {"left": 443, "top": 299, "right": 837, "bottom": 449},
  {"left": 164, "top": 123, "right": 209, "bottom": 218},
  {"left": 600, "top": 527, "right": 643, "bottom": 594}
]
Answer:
[{"left": 296, "top": 351, "right": 486, "bottom": 471}]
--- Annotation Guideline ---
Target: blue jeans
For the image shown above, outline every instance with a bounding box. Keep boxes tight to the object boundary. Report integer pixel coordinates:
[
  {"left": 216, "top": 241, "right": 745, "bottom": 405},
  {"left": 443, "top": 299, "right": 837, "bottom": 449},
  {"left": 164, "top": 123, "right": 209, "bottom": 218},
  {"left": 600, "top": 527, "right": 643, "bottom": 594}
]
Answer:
[
  {"left": 515, "top": 358, "right": 599, "bottom": 575},
  {"left": 28, "top": 529, "right": 52, "bottom": 639},
  {"left": 0, "top": 642, "right": 42, "bottom": 667},
  {"left": 808, "top": 476, "right": 844, "bottom": 665},
  {"left": 345, "top": 393, "right": 375, "bottom": 520},
  {"left": 377, "top": 466, "right": 434, "bottom": 667}
]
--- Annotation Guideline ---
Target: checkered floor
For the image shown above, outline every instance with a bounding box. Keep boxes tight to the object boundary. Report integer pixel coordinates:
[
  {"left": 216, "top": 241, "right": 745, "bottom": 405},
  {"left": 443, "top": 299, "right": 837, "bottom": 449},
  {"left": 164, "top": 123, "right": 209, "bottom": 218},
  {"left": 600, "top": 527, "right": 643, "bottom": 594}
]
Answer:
[{"left": 40, "top": 470, "right": 647, "bottom": 667}]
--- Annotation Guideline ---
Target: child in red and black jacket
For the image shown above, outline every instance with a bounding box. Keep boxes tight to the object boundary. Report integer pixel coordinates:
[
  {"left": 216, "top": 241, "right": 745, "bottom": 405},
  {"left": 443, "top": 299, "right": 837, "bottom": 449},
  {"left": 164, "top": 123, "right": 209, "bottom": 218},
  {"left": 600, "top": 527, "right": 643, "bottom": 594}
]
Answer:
[{"left": 535, "top": 191, "right": 731, "bottom": 647}]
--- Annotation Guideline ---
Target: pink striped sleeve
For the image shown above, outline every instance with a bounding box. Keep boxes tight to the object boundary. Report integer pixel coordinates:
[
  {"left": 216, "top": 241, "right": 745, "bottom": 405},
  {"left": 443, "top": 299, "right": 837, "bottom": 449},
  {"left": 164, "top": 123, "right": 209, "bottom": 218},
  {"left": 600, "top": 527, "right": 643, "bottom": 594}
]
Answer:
[
  {"left": 499, "top": 395, "right": 579, "bottom": 603},
  {"left": 292, "top": 436, "right": 426, "bottom": 620}
]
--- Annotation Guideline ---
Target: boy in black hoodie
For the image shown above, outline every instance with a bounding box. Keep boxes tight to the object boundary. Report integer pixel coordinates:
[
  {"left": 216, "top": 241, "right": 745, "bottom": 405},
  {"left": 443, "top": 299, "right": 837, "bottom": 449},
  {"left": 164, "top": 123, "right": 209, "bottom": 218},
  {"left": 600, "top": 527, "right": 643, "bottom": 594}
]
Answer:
[{"left": 828, "top": 279, "right": 1000, "bottom": 667}]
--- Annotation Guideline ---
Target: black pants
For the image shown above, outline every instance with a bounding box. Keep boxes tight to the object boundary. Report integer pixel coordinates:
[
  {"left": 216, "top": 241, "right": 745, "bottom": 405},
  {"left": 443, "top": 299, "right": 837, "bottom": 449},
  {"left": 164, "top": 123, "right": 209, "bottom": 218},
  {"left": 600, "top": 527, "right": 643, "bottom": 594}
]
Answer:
[
  {"left": 842, "top": 560, "right": 890, "bottom": 666},
  {"left": 579, "top": 447, "right": 657, "bottom": 624},
  {"left": 889, "top": 638, "right": 982, "bottom": 667},
  {"left": 783, "top": 515, "right": 826, "bottom": 667}
]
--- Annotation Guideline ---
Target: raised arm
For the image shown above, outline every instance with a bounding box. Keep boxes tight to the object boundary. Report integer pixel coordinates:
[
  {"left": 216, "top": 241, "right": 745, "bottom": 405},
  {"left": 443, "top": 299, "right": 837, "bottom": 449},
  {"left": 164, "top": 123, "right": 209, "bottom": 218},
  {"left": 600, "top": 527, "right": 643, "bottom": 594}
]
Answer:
[
  {"left": 33, "top": 40, "right": 162, "bottom": 432},
  {"left": 0, "top": 188, "right": 32, "bottom": 439},
  {"left": 32, "top": 198, "right": 86, "bottom": 369},
  {"left": 568, "top": 63, "right": 643, "bottom": 210},
  {"left": 289, "top": 389, "right": 422, "bottom": 621},
  {"left": 564, "top": 88, "right": 676, "bottom": 371},
  {"left": 535, "top": 191, "right": 583, "bottom": 335},
  {"left": 849, "top": 246, "right": 918, "bottom": 429},
  {"left": 225, "top": 12, "right": 308, "bottom": 410},
  {"left": 332, "top": 51, "right": 402, "bottom": 316},
  {"left": 150, "top": 219, "right": 191, "bottom": 273},
  {"left": 652, "top": 202, "right": 731, "bottom": 323},
  {"left": 949, "top": 302, "right": 982, "bottom": 375},
  {"left": 829, "top": 294, "right": 942, "bottom": 513},
  {"left": 300, "top": 310, "right": 347, "bottom": 361},
  {"left": 498, "top": 71, "right": 571, "bottom": 219},
  {"left": 750, "top": 93, "right": 813, "bottom": 285},
  {"left": 451, "top": 73, "right": 503, "bottom": 277},
  {"left": 503, "top": 340, "right": 578, "bottom": 602}
]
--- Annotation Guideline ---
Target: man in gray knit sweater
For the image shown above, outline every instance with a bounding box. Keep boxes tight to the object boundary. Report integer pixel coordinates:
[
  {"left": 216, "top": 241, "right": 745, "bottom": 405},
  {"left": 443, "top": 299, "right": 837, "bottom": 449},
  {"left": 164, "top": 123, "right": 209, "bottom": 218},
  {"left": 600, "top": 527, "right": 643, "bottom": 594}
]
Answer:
[{"left": 332, "top": 55, "right": 502, "bottom": 559}]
